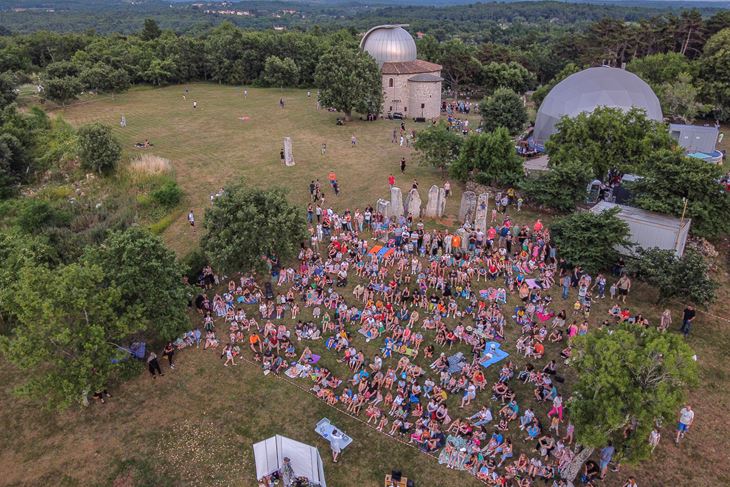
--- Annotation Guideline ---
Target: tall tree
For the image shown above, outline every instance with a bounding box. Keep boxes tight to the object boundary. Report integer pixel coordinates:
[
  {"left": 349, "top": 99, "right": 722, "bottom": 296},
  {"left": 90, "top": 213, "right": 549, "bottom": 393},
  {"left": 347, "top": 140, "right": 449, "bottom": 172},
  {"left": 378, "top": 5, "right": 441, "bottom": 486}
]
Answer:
[
  {"left": 479, "top": 88, "right": 528, "bottom": 135},
  {"left": 413, "top": 121, "right": 463, "bottom": 173},
  {"left": 201, "top": 184, "right": 306, "bottom": 274},
  {"left": 83, "top": 228, "right": 190, "bottom": 341},
  {"left": 314, "top": 45, "right": 382, "bottom": 121},
  {"left": 698, "top": 28, "right": 730, "bottom": 122},
  {"left": 546, "top": 107, "right": 674, "bottom": 179},
  {"left": 43, "top": 76, "right": 82, "bottom": 106},
  {"left": 481, "top": 61, "right": 535, "bottom": 94},
  {"left": 657, "top": 73, "right": 703, "bottom": 124},
  {"left": 628, "top": 248, "right": 717, "bottom": 306},
  {"left": 521, "top": 160, "right": 592, "bottom": 213},
  {"left": 0, "top": 263, "right": 132, "bottom": 409},
  {"left": 450, "top": 127, "right": 523, "bottom": 186},
  {"left": 437, "top": 39, "right": 482, "bottom": 97},
  {"left": 563, "top": 324, "right": 698, "bottom": 481},
  {"left": 631, "top": 150, "right": 730, "bottom": 239},
  {"left": 140, "top": 19, "right": 162, "bottom": 41},
  {"left": 551, "top": 207, "right": 631, "bottom": 273},
  {"left": 262, "top": 56, "right": 300, "bottom": 88}
]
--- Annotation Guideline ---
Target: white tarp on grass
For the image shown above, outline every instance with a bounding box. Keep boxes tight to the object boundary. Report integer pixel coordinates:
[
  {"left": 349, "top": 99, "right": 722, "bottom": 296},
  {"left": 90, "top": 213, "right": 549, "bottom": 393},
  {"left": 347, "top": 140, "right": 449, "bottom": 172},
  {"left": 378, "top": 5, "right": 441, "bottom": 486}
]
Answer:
[{"left": 253, "top": 435, "right": 326, "bottom": 487}]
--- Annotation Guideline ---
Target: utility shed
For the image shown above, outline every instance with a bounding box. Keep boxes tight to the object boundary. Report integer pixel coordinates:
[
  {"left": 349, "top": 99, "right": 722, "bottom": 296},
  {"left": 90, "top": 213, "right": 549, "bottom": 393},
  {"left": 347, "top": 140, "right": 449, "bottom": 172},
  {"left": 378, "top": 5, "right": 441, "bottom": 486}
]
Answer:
[
  {"left": 590, "top": 201, "right": 691, "bottom": 257},
  {"left": 669, "top": 123, "right": 719, "bottom": 153}
]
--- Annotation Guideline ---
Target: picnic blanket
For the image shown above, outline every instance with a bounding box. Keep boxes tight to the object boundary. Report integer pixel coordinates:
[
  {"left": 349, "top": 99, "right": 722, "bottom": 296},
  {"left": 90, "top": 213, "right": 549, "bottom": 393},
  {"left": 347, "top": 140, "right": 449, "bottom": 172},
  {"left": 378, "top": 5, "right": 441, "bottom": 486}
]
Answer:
[
  {"left": 525, "top": 278, "right": 542, "bottom": 289},
  {"left": 479, "top": 341, "right": 509, "bottom": 369},
  {"left": 437, "top": 435, "right": 468, "bottom": 468},
  {"left": 368, "top": 245, "right": 395, "bottom": 259},
  {"left": 315, "top": 418, "right": 353, "bottom": 450},
  {"left": 447, "top": 352, "right": 466, "bottom": 374}
]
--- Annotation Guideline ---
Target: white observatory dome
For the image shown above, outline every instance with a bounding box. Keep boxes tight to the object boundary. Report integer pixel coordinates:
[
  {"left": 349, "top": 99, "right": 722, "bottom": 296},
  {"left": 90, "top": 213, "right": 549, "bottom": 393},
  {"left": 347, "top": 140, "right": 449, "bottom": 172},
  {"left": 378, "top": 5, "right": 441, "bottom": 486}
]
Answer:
[
  {"left": 533, "top": 66, "right": 663, "bottom": 145},
  {"left": 360, "top": 25, "right": 417, "bottom": 67}
]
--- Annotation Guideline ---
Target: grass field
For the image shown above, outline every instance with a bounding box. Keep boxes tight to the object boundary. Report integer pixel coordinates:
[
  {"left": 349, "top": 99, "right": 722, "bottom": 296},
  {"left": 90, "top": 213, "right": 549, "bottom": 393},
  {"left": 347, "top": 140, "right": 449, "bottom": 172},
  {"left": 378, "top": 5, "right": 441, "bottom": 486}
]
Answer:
[
  {"left": 56, "top": 83, "right": 472, "bottom": 254},
  {"left": 0, "top": 84, "right": 728, "bottom": 487}
]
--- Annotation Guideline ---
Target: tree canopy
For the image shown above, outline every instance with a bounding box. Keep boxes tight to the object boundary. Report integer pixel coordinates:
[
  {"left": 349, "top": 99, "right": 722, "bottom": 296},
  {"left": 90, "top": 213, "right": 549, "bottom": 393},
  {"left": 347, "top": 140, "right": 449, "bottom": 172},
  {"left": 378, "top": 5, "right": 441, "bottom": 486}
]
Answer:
[
  {"left": 479, "top": 88, "right": 528, "bottom": 135},
  {"left": 551, "top": 208, "right": 631, "bottom": 273},
  {"left": 201, "top": 184, "right": 306, "bottom": 274},
  {"left": 77, "top": 122, "right": 121, "bottom": 174},
  {"left": 521, "top": 159, "right": 592, "bottom": 213},
  {"left": 83, "top": 228, "right": 190, "bottom": 341},
  {"left": 546, "top": 107, "right": 675, "bottom": 179},
  {"left": 314, "top": 45, "right": 382, "bottom": 121},
  {"left": 698, "top": 28, "right": 730, "bottom": 122},
  {"left": 569, "top": 324, "right": 698, "bottom": 466},
  {"left": 0, "top": 263, "right": 132, "bottom": 409},
  {"left": 450, "top": 127, "right": 523, "bottom": 186},
  {"left": 630, "top": 150, "right": 730, "bottom": 239},
  {"left": 413, "top": 121, "right": 463, "bottom": 173},
  {"left": 628, "top": 248, "right": 717, "bottom": 306}
]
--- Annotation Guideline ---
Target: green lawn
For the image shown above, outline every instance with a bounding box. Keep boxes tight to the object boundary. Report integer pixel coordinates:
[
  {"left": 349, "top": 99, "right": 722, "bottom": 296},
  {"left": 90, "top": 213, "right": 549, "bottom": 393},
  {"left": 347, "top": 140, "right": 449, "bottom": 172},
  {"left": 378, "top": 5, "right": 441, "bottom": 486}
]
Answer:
[{"left": 0, "top": 84, "right": 728, "bottom": 487}]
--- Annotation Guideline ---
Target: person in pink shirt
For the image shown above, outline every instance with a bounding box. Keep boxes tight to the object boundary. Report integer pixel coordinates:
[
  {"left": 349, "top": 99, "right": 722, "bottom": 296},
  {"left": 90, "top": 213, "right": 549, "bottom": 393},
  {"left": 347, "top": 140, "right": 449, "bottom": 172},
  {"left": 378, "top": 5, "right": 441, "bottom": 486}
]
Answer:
[{"left": 534, "top": 219, "right": 543, "bottom": 233}]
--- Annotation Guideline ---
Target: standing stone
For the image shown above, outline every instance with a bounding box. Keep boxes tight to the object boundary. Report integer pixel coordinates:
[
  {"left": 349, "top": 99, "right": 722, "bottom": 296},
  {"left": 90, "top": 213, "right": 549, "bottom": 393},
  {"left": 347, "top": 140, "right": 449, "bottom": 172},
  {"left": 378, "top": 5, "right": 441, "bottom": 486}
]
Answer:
[
  {"left": 437, "top": 187, "right": 446, "bottom": 217},
  {"left": 459, "top": 191, "right": 477, "bottom": 225},
  {"left": 283, "top": 137, "right": 295, "bottom": 166},
  {"left": 390, "top": 187, "right": 404, "bottom": 218},
  {"left": 425, "top": 185, "right": 440, "bottom": 218},
  {"left": 474, "top": 192, "right": 489, "bottom": 233},
  {"left": 406, "top": 188, "right": 422, "bottom": 218},
  {"left": 376, "top": 198, "right": 390, "bottom": 217}
]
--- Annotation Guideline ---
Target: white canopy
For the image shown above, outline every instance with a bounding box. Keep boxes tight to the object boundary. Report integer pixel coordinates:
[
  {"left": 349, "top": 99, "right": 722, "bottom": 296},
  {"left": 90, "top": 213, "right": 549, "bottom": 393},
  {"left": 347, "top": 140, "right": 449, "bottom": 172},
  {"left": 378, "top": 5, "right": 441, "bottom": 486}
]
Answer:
[{"left": 253, "top": 435, "right": 326, "bottom": 487}]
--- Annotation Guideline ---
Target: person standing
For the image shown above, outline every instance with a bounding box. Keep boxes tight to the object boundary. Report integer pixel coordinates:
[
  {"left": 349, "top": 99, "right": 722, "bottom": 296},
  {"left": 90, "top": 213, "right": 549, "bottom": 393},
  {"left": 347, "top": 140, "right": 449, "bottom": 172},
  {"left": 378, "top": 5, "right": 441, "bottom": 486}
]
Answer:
[
  {"left": 392, "top": 128, "right": 397, "bottom": 143},
  {"left": 120, "top": 115, "right": 126, "bottom": 127},
  {"left": 675, "top": 404, "right": 694, "bottom": 444},
  {"left": 351, "top": 134, "right": 357, "bottom": 146},
  {"left": 659, "top": 309, "right": 672, "bottom": 332},
  {"left": 279, "top": 97, "right": 285, "bottom": 109},
  {"left": 400, "top": 157, "right": 406, "bottom": 173},
  {"left": 243, "top": 88, "right": 248, "bottom": 98},
  {"left": 599, "top": 441, "right": 615, "bottom": 480},
  {"left": 321, "top": 142, "right": 327, "bottom": 155},
  {"left": 147, "top": 352, "right": 163, "bottom": 378},
  {"left": 616, "top": 274, "right": 631, "bottom": 303},
  {"left": 193, "top": 100, "right": 197, "bottom": 109},
  {"left": 388, "top": 174, "right": 395, "bottom": 187},
  {"left": 561, "top": 274, "right": 571, "bottom": 300},
  {"left": 680, "top": 305, "right": 695, "bottom": 337},
  {"left": 329, "top": 428, "right": 344, "bottom": 463},
  {"left": 188, "top": 210, "right": 195, "bottom": 232},
  {"left": 163, "top": 342, "right": 175, "bottom": 369},
  {"left": 444, "top": 180, "right": 451, "bottom": 197}
]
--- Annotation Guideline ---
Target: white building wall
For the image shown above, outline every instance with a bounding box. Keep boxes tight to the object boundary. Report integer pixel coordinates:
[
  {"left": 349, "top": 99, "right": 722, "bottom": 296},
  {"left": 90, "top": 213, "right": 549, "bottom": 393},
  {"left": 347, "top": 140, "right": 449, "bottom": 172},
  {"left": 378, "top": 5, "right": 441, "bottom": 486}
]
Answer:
[
  {"left": 382, "top": 74, "right": 411, "bottom": 115},
  {"left": 408, "top": 79, "right": 442, "bottom": 120},
  {"left": 382, "top": 70, "right": 442, "bottom": 118}
]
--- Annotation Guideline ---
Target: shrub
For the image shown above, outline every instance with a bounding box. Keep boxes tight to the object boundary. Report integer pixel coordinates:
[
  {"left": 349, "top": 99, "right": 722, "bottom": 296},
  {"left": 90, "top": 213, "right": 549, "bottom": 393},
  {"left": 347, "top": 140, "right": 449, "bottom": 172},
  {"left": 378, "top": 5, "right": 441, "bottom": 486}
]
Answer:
[
  {"left": 77, "top": 123, "right": 121, "bottom": 175},
  {"left": 151, "top": 181, "right": 183, "bottom": 208},
  {"left": 148, "top": 213, "right": 176, "bottom": 235}
]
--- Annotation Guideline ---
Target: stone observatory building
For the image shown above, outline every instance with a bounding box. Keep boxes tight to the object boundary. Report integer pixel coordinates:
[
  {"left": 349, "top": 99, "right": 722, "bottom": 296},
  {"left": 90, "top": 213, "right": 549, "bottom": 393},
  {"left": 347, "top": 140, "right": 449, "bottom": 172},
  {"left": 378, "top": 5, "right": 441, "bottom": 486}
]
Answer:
[
  {"left": 360, "top": 25, "right": 443, "bottom": 120},
  {"left": 533, "top": 66, "right": 663, "bottom": 145}
]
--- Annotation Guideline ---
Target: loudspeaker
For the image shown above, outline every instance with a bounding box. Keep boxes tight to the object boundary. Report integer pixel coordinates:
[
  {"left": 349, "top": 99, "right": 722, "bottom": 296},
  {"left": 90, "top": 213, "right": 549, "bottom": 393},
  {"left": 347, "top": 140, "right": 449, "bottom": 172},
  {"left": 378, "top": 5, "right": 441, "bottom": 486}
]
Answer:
[
  {"left": 391, "top": 470, "right": 402, "bottom": 482},
  {"left": 415, "top": 117, "right": 426, "bottom": 123}
]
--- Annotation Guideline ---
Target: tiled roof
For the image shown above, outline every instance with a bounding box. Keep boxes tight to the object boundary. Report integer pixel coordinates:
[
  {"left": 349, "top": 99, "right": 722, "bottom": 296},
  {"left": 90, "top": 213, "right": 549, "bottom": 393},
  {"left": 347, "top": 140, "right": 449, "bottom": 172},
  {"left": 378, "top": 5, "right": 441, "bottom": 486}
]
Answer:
[{"left": 381, "top": 59, "right": 442, "bottom": 75}]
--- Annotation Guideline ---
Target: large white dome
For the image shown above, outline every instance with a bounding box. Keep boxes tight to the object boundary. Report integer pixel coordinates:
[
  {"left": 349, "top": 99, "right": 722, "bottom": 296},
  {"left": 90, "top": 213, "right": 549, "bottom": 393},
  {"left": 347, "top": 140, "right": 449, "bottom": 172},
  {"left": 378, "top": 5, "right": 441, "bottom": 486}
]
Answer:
[
  {"left": 533, "top": 67, "right": 663, "bottom": 145},
  {"left": 360, "top": 25, "right": 417, "bottom": 67}
]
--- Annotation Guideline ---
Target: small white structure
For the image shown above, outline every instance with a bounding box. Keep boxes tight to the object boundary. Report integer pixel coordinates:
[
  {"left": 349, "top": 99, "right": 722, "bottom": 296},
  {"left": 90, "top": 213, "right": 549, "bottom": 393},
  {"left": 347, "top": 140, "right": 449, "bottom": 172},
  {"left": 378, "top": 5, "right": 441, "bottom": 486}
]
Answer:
[
  {"left": 590, "top": 201, "right": 691, "bottom": 257},
  {"left": 523, "top": 154, "right": 550, "bottom": 174},
  {"left": 253, "top": 435, "right": 326, "bottom": 486}
]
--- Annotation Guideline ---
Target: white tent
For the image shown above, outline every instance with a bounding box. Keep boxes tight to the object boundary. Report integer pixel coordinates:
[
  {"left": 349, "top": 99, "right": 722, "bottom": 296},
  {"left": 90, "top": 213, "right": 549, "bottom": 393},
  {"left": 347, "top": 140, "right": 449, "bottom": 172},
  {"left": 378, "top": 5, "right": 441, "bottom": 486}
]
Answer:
[
  {"left": 253, "top": 435, "right": 326, "bottom": 487},
  {"left": 590, "top": 201, "right": 691, "bottom": 257}
]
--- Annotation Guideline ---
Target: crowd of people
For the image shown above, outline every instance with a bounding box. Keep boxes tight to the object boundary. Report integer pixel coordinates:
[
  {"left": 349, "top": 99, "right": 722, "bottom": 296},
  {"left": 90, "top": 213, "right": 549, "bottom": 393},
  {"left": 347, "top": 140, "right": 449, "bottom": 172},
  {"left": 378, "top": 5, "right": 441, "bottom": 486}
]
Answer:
[{"left": 166, "top": 182, "right": 695, "bottom": 486}]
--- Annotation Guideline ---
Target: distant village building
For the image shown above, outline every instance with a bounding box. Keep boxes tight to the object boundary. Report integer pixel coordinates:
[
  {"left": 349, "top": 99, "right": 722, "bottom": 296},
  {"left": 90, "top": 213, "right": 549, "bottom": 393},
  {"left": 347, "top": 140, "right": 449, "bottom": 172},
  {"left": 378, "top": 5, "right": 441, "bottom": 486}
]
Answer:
[{"left": 360, "top": 25, "right": 442, "bottom": 120}]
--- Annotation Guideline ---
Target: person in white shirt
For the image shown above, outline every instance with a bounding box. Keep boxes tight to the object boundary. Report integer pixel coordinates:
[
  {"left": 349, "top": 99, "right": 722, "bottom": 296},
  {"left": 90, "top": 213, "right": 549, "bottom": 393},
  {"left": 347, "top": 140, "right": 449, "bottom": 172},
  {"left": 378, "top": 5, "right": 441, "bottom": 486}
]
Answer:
[{"left": 675, "top": 404, "right": 694, "bottom": 444}]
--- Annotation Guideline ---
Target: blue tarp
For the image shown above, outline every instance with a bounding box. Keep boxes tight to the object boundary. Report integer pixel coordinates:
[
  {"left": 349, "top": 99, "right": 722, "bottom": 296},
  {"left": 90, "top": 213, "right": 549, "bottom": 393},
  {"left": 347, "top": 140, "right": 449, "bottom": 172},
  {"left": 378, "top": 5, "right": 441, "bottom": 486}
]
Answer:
[{"left": 479, "top": 341, "right": 509, "bottom": 369}]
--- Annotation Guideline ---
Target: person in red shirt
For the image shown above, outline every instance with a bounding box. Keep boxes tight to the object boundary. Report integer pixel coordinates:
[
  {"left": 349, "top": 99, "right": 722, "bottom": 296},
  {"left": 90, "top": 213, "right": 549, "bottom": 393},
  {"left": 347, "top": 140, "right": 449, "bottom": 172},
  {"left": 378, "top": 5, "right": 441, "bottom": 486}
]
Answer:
[{"left": 388, "top": 174, "right": 395, "bottom": 187}]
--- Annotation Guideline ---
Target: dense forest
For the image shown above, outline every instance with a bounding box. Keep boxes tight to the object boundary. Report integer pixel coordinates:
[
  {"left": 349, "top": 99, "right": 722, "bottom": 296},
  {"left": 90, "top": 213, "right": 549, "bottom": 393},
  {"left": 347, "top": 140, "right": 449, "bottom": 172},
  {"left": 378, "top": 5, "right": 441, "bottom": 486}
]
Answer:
[{"left": 1, "top": 0, "right": 726, "bottom": 35}]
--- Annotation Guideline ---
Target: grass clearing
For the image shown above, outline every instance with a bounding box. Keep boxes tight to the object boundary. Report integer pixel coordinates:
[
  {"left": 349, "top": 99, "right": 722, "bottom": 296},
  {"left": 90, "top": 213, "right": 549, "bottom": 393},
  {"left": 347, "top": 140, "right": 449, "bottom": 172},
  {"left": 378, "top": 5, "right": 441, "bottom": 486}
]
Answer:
[{"left": 0, "top": 84, "right": 727, "bottom": 487}]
